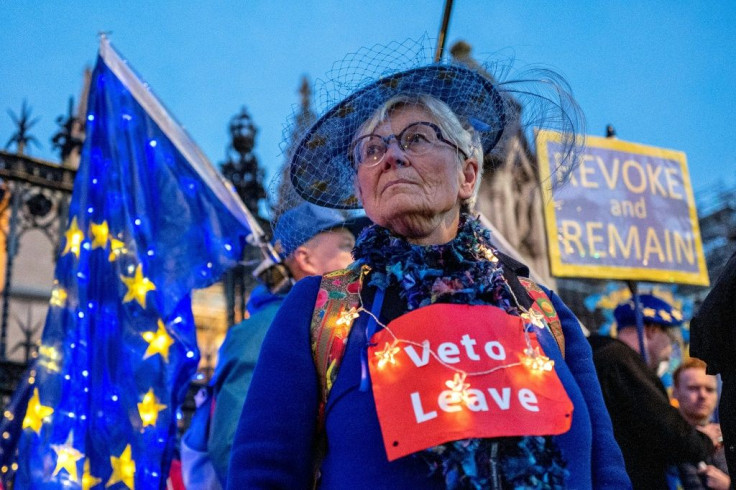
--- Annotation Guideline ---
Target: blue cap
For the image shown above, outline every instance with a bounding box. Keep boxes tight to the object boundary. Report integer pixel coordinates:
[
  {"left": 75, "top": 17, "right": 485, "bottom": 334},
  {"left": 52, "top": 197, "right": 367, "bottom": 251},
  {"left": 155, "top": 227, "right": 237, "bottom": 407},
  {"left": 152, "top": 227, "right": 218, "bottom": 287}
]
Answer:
[
  {"left": 613, "top": 294, "right": 684, "bottom": 329},
  {"left": 272, "top": 202, "right": 370, "bottom": 257}
]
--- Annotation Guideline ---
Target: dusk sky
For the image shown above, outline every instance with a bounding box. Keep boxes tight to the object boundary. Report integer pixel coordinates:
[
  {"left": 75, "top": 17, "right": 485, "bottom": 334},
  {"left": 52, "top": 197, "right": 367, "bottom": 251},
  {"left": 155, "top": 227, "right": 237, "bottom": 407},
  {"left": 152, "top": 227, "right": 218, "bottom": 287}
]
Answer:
[{"left": 2, "top": 2, "right": 734, "bottom": 211}]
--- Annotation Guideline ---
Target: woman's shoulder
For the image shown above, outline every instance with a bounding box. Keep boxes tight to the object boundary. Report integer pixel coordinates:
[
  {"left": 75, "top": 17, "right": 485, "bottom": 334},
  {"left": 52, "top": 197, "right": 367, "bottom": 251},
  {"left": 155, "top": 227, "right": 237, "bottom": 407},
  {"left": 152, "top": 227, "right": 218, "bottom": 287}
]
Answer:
[
  {"left": 285, "top": 275, "right": 323, "bottom": 302},
  {"left": 265, "top": 276, "right": 324, "bottom": 336}
]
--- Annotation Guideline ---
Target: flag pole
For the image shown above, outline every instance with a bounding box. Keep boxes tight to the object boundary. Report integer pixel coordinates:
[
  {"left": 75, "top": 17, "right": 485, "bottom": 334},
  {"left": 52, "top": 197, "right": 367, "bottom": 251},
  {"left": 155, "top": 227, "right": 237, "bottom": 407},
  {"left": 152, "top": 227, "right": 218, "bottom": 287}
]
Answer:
[
  {"left": 15, "top": 33, "right": 280, "bottom": 484},
  {"left": 434, "top": 0, "right": 455, "bottom": 62},
  {"left": 606, "top": 125, "right": 647, "bottom": 364},
  {"left": 98, "top": 34, "right": 280, "bottom": 264}
]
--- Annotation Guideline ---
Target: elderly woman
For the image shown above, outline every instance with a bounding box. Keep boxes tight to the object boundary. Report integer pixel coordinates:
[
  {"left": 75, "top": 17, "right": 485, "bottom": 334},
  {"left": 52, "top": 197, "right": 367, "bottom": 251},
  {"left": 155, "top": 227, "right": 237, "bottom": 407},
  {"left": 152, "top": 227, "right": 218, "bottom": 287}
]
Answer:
[{"left": 229, "top": 46, "right": 629, "bottom": 489}]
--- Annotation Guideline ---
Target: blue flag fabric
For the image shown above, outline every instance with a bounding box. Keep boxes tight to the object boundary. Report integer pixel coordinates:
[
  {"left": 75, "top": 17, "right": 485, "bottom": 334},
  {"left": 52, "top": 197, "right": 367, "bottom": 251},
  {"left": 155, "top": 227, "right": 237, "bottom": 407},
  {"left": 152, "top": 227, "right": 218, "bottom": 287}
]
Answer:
[
  {"left": 0, "top": 362, "right": 34, "bottom": 483},
  {"left": 14, "top": 37, "right": 254, "bottom": 488}
]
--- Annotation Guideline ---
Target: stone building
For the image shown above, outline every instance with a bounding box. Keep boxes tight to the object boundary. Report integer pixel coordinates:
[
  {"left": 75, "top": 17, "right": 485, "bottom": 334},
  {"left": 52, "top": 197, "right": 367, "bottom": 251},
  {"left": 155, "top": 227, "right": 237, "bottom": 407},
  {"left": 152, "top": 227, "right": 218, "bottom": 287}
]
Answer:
[{"left": 451, "top": 41, "right": 555, "bottom": 288}]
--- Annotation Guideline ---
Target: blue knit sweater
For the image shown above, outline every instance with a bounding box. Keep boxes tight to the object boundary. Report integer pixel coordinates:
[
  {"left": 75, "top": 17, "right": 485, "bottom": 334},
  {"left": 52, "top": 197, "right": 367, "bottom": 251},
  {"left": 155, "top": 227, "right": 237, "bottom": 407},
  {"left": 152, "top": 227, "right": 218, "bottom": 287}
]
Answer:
[{"left": 228, "top": 277, "right": 630, "bottom": 489}]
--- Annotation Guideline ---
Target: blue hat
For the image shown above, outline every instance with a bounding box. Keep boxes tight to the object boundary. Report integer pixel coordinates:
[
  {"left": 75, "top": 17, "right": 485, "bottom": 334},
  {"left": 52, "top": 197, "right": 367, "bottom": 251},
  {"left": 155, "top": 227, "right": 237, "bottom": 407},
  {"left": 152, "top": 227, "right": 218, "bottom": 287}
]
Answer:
[
  {"left": 289, "top": 63, "right": 506, "bottom": 209},
  {"left": 613, "top": 294, "right": 685, "bottom": 329},
  {"left": 285, "top": 38, "right": 583, "bottom": 211},
  {"left": 272, "top": 202, "right": 370, "bottom": 257}
]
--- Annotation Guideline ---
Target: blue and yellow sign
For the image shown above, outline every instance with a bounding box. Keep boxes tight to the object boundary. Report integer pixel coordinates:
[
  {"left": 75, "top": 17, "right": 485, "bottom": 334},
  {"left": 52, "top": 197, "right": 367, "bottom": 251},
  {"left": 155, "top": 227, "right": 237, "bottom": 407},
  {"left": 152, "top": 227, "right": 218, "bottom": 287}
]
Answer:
[{"left": 536, "top": 130, "right": 709, "bottom": 286}]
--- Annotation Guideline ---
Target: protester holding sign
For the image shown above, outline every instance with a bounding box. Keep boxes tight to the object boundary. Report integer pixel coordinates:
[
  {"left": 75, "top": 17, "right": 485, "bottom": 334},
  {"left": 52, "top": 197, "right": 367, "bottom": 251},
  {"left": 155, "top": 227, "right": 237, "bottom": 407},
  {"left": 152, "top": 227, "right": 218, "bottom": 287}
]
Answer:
[
  {"left": 228, "top": 39, "right": 629, "bottom": 489},
  {"left": 589, "top": 294, "right": 714, "bottom": 489}
]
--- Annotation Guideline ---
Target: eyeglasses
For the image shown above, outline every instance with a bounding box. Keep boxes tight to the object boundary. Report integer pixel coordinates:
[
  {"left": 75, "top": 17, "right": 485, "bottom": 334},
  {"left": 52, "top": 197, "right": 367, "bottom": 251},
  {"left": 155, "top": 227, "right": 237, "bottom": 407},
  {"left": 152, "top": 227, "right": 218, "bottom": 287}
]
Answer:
[{"left": 350, "top": 121, "right": 469, "bottom": 168}]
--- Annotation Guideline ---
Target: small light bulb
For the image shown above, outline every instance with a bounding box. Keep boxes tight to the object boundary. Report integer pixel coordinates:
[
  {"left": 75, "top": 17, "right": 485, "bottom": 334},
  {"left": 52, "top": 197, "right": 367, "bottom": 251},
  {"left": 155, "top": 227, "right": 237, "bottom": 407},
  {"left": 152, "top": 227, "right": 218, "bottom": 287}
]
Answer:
[
  {"left": 336, "top": 307, "right": 360, "bottom": 327},
  {"left": 523, "top": 347, "right": 555, "bottom": 372},
  {"left": 375, "top": 342, "right": 400, "bottom": 369}
]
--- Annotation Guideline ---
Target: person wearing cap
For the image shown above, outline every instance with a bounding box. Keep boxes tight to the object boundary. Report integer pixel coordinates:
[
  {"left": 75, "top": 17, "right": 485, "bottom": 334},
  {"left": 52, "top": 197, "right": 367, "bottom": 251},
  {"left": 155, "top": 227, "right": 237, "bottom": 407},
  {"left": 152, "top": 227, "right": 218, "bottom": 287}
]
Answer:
[
  {"left": 690, "top": 250, "right": 736, "bottom": 478},
  {"left": 588, "top": 294, "right": 715, "bottom": 489},
  {"left": 183, "top": 202, "right": 367, "bottom": 488},
  {"left": 229, "top": 40, "right": 628, "bottom": 489},
  {"left": 672, "top": 357, "right": 730, "bottom": 489}
]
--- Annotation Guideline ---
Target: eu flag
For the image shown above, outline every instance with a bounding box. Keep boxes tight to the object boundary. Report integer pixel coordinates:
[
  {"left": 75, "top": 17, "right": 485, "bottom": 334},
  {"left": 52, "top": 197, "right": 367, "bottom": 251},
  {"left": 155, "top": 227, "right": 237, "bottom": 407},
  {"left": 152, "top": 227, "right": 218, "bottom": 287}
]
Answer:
[{"left": 14, "top": 36, "right": 257, "bottom": 488}]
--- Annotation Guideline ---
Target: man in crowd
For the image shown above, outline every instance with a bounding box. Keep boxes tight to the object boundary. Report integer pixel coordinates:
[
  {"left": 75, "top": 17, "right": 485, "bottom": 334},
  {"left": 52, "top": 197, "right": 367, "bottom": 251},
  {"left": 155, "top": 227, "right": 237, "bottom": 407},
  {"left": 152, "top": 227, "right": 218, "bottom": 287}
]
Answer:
[
  {"left": 672, "top": 357, "right": 730, "bottom": 489},
  {"left": 182, "top": 202, "right": 368, "bottom": 488},
  {"left": 589, "top": 294, "right": 714, "bottom": 489},
  {"left": 691, "top": 250, "right": 736, "bottom": 477}
]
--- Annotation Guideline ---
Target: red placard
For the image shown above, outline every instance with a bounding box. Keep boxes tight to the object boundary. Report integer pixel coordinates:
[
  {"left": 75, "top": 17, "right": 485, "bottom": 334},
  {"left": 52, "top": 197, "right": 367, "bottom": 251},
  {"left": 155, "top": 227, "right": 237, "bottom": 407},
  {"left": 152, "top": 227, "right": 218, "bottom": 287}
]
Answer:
[{"left": 368, "top": 303, "right": 573, "bottom": 461}]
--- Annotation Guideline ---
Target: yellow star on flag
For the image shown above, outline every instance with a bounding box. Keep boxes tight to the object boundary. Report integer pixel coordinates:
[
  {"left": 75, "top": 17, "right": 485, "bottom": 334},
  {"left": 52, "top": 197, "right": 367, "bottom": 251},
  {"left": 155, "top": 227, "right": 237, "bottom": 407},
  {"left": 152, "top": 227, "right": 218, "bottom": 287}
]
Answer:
[
  {"left": 38, "top": 344, "right": 61, "bottom": 373},
  {"left": 659, "top": 309, "right": 672, "bottom": 322},
  {"left": 107, "top": 444, "right": 135, "bottom": 489},
  {"left": 82, "top": 459, "right": 102, "bottom": 490},
  {"left": 49, "top": 284, "right": 68, "bottom": 307},
  {"left": 22, "top": 387, "right": 54, "bottom": 434},
  {"left": 89, "top": 221, "right": 109, "bottom": 250},
  {"left": 120, "top": 264, "right": 156, "bottom": 309},
  {"left": 137, "top": 388, "right": 167, "bottom": 428},
  {"left": 142, "top": 320, "right": 175, "bottom": 362},
  {"left": 108, "top": 238, "right": 127, "bottom": 262},
  {"left": 642, "top": 307, "right": 657, "bottom": 318},
  {"left": 51, "top": 431, "right": 83, "bottom": 482},
  {"left": 62, "top": 217, "right": 85, "bottom": 258}
]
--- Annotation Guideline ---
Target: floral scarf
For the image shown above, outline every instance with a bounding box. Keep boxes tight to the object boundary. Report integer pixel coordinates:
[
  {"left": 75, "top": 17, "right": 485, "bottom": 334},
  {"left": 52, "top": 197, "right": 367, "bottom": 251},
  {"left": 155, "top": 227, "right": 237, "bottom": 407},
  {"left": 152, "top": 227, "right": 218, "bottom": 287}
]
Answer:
[{"left": 353, "top": 215, "right": 568, "bottom": 489}]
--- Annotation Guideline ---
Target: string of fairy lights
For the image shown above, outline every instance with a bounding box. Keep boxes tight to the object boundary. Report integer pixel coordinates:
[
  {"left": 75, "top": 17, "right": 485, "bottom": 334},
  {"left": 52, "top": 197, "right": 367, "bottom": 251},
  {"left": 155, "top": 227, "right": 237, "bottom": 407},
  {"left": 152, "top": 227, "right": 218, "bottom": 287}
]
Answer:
[
  {"left": 335, "top": 260, "right": 557, "bottom": 407},
  {"left": 12, "top": 164, "right": 239, "bottom": 482},
  {"left": 6, "top": 35, "right": 249, "bottom": 487},
  {"left": 18, "top": 215, "right": 178, "bottom": 486}
]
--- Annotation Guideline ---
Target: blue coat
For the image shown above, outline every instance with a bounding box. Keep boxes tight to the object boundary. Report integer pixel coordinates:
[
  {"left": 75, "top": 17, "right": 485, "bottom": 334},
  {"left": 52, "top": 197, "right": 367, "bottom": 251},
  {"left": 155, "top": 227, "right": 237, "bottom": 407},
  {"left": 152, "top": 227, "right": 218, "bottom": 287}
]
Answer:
[
  {"left": 208, "top": 285, "right": 285, "bottom": 486},
  {"left": 228, "top": 277, "right": 630, "bottom": 489}
]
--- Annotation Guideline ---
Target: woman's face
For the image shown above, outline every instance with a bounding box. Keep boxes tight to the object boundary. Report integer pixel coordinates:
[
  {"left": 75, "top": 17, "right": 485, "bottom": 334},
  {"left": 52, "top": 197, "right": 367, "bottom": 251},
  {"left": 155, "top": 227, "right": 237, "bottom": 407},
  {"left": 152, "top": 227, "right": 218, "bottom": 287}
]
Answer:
[{"left": 355, "top": 105, "right": 478, "bottom": 245}]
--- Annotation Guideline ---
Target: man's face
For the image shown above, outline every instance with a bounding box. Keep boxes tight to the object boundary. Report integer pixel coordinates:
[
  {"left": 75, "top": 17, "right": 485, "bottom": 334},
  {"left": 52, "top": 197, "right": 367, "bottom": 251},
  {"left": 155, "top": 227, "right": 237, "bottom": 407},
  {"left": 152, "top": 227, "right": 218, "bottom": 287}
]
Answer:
[
  {"left": 674, "top": 367, "right": 718, "bottom": 424},
  {"left": 302, "top": 228, "right": 356, "bottom": 275},
  {"left": 645, "top": 324, "right": 676, "bottom": 371}
]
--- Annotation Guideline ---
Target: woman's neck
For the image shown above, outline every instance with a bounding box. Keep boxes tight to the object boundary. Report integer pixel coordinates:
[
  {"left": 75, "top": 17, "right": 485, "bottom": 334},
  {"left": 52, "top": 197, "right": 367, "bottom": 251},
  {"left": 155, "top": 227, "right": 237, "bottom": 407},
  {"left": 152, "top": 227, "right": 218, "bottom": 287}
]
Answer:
[
  {"left": 354, "top": 214, "right": 506, "bottom": 311},
  {"left": 391, "top": 208, "right": 460, "bottom": 246}
]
